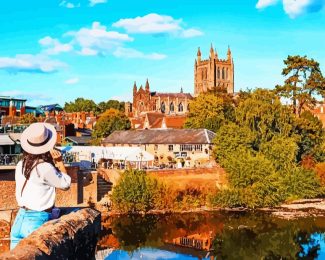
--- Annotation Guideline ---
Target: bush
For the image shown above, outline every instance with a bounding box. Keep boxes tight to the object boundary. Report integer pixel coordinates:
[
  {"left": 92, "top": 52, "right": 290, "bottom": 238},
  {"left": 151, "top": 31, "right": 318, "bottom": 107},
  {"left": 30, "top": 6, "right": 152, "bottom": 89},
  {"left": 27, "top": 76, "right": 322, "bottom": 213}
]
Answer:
[{"left": 111, "top": 169, "right": 162, "bottom": 213}]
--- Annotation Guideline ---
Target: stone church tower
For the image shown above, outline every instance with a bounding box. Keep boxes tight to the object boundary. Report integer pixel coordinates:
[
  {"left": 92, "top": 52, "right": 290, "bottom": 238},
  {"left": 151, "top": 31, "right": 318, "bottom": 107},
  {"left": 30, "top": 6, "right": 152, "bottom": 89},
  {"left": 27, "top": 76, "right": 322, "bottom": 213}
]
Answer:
[{"left": 194, "top": 44, "right": 234, "bottom": 96}]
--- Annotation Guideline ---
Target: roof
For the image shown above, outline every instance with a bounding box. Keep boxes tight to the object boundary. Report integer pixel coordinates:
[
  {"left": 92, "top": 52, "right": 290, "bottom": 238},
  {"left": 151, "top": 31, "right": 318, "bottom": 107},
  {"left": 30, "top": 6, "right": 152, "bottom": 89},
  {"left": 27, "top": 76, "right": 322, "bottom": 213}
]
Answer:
[
  {"left": 0, "top": 134, "right": 15, "bottom": 145},
  {"left": 164, "top": 116, "right": 186, "bottom": 129},
  {"left": 0, "top": 96, "right": 27, "bottom": 102},
  {"left": 65, "top": 136, "right": 91, "bottom": 145},
  {"left": 39, "top": 104, "right": 63, "bottom": 112},
  {"left": 102, "top": 129, "right": 215, "bottom": 145},
  {"left": 151, "top": 92, "right": 193, "bottom": 99}
]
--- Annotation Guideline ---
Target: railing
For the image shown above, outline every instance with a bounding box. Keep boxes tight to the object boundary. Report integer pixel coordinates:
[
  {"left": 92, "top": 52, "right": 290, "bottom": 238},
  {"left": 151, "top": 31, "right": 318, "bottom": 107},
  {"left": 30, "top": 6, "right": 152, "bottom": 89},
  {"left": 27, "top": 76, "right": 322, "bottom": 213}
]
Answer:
[
  {"left": 0, "top": 124, "right": 29, "bottom": 134},
  {"left": 0, "top": 154, "right": 22, "bottom": 166}
]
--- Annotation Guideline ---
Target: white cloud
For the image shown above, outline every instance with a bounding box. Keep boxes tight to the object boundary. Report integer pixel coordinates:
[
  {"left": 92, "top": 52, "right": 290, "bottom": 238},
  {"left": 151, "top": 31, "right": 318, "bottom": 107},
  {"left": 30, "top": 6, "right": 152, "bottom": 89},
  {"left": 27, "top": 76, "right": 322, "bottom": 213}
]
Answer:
[
  {"left": 89, "top": 0, "right": 107, "bottom": 7},
  {"left": 64, "top": 77, "right": 79, "bottom": 84},
  {"left": 256, "top": 0, "right": 279, "bottom": 9},
  {"left": 67, "top": 21, "right": 133, "bottom": 56},
  {"left": 256, "top": 0, "right": 325, "bottom": 18},
  {"left": 113, "top": 47, "right": 166, "bottom": 60},
  {"left": 39, "top": 36, "right": 73, "bottom": 55},
  {"left": 59, "top": 1, "right": 80, "bottom": 8},
  {"left": 0, "top": 90, "right": 52, "bottom": 103},
  {"left": 113, "top": 13, "right": 203, "bottom": 38},
  {"left": 0, "top": 54, "right": 66, "bottom": 73}
]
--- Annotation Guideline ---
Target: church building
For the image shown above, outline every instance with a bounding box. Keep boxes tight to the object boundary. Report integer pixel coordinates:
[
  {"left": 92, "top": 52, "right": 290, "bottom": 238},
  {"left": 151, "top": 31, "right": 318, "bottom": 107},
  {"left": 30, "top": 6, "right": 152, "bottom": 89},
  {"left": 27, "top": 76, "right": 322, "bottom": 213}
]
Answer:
[{"left": 126, "top": 44, "right": 235, "bottom": 128}]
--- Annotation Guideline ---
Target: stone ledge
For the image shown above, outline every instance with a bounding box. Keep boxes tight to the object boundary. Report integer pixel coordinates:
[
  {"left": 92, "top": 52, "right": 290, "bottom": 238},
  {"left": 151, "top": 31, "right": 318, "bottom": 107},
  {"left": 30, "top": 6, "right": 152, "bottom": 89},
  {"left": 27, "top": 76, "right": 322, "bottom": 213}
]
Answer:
[{"left": 0, "top": 208, "right": 101, "bottom": 260}]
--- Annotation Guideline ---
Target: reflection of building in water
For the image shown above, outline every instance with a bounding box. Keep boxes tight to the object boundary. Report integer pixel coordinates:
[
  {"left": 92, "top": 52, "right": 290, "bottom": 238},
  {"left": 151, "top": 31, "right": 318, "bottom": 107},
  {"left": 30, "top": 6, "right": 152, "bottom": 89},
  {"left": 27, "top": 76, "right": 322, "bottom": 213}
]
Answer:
[{"left": 163, "top": 232, "right": 215, "bottom": 259}]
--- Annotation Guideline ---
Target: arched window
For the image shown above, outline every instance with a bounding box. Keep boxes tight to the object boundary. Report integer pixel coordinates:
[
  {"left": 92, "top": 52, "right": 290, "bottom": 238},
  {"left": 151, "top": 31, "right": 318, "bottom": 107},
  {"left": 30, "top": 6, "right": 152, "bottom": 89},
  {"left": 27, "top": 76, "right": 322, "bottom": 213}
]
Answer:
[
  {"left": 217, "top": 67, "right": 220, "bottom": 79},
  {"left": 222, "top": 68, "right": 225, "bottom": 79},
  {"left": 226, "top": 68, "right": 229, "bottom": 80},
  {"left": 178, "top": 102, "right": 183, "bottom": 112},
  {"left": 201, "top": 70, "right": 204, "bottom": 80},
  {"left": 170, "top": 102, "right": 174, "bottom": 112},
  {"left": 161, "top": 102, "right": 166, "bottom": 113}
]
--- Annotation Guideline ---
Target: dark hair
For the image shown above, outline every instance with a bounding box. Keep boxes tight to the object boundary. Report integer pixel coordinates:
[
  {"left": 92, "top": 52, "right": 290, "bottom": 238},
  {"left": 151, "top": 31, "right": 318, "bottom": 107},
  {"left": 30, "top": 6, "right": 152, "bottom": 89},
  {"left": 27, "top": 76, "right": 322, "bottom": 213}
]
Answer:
[{"left": 22, "top": 151, "right": 56, "bottom": 180}]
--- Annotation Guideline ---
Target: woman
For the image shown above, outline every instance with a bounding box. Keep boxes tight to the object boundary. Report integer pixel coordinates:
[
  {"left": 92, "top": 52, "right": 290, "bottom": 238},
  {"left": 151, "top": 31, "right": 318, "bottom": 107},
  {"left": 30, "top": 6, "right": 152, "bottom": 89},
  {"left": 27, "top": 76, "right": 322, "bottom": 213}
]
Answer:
[{"left": 10, "top": 122, "right": 71, "bottom": 249}]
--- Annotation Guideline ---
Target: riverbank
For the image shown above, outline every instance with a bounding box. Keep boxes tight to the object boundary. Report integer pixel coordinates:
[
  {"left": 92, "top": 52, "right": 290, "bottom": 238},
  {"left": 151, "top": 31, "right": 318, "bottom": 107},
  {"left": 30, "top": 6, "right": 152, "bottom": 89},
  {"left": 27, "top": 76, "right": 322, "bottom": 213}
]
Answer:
[{"left": 100, "top": 198, "right": 325, "bottom": 219}]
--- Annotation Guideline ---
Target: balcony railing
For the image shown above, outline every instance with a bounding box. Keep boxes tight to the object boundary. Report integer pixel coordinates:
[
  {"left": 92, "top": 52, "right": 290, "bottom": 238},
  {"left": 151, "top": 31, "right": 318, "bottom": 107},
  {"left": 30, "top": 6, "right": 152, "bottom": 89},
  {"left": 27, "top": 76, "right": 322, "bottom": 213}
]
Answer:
[
  {"left": 0, "top": 124, "right": 30, "bottom": 134},
  {"left": 0, "top": 154, "right": 22, "bottom": 166}
]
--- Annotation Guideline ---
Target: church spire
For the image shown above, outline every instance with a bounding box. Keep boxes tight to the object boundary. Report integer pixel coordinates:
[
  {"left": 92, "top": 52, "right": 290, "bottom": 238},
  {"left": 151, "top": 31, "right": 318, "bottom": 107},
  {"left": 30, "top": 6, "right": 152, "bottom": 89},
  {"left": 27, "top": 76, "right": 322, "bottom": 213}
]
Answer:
[
  {"left": 197, "top": 47, "right": 201, "bottom": 64},
  {"left": 227, "top": 46, "right": 232, "bottom": 60},
  {"left": 133, "top": 81, "right": 137, "bottom": 93},
  {"left": 210, "top": 43, "right": 214, "bottom": 58},
  {"left": 145, "top": 78, "right": 150, "bottom": 91}
]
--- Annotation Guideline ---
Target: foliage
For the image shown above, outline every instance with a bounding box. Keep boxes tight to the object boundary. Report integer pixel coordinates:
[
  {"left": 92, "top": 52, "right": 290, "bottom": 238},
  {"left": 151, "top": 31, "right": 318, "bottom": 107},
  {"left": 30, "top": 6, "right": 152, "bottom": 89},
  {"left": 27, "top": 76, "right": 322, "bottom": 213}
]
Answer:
[
  {"left": 64, "top": 97, "right": 97, "bottom": 112},
  {"left": 19, "top": 113, "right": 38, "bottom": 124},
  {"left": 91, "top": 108, "right": 131, "bottom": 145},
  {"left": 211, "top": 88, "right": 324, "bottom": 208},
  {"left": 97, "top": 100, "right": 125, "bottom": 114},
  {"left": 275, "top": 55, "right": 325, "bottom": 117},
  {"left": 185, "top": 91, "right": 235, "bottom": 132}
]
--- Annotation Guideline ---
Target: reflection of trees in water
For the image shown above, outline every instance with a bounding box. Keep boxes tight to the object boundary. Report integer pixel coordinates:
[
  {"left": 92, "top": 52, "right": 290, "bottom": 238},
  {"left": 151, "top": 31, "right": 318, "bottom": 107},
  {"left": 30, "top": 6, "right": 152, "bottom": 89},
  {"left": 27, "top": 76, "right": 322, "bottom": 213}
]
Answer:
[
  {"left": 101, "top": 212, "right": 325, "bottom": 259},
  {"left": 212, "top": 213, "right": 325, "bottom": 260}
]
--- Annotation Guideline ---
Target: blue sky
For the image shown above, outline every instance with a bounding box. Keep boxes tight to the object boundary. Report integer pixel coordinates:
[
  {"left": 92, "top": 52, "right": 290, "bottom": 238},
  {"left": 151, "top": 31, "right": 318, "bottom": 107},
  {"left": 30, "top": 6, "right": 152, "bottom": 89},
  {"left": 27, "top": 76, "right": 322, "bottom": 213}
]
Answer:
[{"left": 0, "top": 0, "right": 324, "bottom": 106}]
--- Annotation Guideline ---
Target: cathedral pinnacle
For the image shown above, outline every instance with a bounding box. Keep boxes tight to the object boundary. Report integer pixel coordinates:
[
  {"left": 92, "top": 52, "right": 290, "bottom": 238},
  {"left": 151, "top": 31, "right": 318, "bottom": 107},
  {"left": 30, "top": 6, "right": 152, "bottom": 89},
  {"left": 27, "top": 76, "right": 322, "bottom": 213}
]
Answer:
[
  {"left": 145, "top": 78, "right": 150, "bottom": 91},
  {"left": 133, "top": 81, "right": 137, "bottom": 92},
  {"left": 227, "top": 46, "right": 232, "bottom": 60},
  {"left": 197, "top": 47, "right": 201, "bottom": 57}
]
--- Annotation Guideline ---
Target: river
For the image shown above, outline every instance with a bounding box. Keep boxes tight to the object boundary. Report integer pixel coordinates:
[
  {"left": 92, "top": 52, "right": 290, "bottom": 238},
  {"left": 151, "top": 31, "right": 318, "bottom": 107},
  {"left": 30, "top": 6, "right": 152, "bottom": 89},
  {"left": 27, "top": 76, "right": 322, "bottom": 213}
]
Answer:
[{"left": 97, "top": 211, "right": 325, "bottom": 260}]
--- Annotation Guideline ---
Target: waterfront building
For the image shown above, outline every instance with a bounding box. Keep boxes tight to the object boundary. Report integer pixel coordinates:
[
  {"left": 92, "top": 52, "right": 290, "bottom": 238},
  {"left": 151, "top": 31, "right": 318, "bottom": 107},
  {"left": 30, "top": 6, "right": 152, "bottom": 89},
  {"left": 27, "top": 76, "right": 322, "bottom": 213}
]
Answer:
[
  {"left": 102, "top": 129, "right": 215, "bottom": 167},
  {"left": 0, "top": 96, "right": 26, "bottom": 120}
]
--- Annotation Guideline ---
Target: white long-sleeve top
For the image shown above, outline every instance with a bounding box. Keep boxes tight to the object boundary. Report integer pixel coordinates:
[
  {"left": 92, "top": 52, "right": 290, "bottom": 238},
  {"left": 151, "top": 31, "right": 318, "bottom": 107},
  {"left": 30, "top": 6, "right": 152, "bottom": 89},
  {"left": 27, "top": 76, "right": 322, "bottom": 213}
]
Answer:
[{"left": 15, "top": 161, "right": 71, "bottom": 211}]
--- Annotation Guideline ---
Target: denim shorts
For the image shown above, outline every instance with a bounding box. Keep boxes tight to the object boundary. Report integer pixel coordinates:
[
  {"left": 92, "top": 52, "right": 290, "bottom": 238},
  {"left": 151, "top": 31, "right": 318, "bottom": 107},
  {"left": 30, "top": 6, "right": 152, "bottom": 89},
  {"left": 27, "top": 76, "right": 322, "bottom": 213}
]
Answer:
[{"left": 10, "top": 208, "right": 51, "bottom": 250}]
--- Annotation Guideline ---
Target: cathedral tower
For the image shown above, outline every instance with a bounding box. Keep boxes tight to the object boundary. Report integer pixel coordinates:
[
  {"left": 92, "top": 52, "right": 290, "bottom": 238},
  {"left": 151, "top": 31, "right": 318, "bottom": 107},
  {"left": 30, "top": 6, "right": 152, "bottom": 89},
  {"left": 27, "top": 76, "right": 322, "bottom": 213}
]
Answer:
[{"left": 194, "top": 44, "right": 234, "bottom": 96}]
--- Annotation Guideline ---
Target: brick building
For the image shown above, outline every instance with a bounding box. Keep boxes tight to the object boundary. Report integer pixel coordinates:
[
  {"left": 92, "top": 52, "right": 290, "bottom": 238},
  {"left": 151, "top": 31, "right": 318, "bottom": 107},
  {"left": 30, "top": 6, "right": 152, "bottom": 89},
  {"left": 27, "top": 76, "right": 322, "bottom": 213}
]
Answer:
[{"left": 0, "top": 97, "right": 26, "bottom": 120}]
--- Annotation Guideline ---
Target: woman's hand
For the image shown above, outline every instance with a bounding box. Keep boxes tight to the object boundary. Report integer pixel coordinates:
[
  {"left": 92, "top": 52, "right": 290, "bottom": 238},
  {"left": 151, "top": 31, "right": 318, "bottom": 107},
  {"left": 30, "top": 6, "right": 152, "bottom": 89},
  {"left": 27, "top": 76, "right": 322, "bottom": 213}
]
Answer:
[
  {"left": 50, "top": 149, "right": 63, "bottom": 163},
  {"left": 50, "top": 149, "right": 67, "bottom": 173}
]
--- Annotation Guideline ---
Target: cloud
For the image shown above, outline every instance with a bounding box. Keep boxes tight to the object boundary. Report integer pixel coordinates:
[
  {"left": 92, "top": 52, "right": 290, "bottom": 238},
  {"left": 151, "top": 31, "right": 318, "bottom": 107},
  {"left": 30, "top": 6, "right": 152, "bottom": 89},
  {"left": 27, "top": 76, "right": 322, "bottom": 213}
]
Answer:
[
  {"left": 256, "top": 0, "right": 279, "bottom": 9},
  {"left": 113, "top": 13, "right": 203, "bottom": 38},
  {"left": 0, "top": 90, "right": 52, "bottom": 103},
  {"left": 59, "top": 1, "right": 80, "bottom": 8},
  {"left": 64, "top": 77, "right": 79, "bottom": 84},
  {"left": 66, "top": 21, "right": 133, "bottom": 56},
  {"left": 39, "top": 36, "right": 73, "bottom": 55},
  {"left": 113, "top": 47, "right": 167, "bottom": 60},
  {"left": 0, "top": 54, "right": 66, "bottom": 73},
  {"left": 89, "top": 0, "right": 107, "bottom": 7},
  {"left": 256, "top": 0, "right": 325, "bottom": 18}
]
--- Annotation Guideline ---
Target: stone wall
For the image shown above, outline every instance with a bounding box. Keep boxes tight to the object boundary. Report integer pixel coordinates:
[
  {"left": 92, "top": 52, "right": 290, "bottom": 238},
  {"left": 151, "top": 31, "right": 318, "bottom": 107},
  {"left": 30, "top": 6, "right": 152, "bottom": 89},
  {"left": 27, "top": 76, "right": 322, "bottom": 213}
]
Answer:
[
  {"left": 0, "top": 171, "right": 15, "bottom": 210},
  {"left": 0, "top": 208, "right": 101, "bottom": 259}
]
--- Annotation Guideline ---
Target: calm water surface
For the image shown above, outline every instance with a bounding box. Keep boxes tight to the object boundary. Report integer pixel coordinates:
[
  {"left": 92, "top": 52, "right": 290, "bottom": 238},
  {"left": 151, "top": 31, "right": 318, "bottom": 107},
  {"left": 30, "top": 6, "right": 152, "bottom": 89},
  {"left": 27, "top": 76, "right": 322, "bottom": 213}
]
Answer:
[{"left": 97, "top": 211, "right": 325, "bottom": 260}]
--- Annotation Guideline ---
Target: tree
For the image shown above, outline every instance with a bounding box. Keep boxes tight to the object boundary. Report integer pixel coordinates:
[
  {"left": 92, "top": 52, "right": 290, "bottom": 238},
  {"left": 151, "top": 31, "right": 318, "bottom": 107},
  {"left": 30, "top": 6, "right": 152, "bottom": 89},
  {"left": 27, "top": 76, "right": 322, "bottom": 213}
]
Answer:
[
  {"left": 20, "top": 113, "right": 38, "bottom": 124},
  {"left": 276, "top": 55, "right": 325, "bottom": 117},
  {"left": 64, "top": 98, "right": 97, "bottom": 112},
  {"left": 91, "top": 108, "right": 131, "bottom": 145},
  {"left": 97, "top": 100, "right": 125, "bottom": 114},
  {"left": 185, "top": 91, "right": 235, "bottom": 132}
]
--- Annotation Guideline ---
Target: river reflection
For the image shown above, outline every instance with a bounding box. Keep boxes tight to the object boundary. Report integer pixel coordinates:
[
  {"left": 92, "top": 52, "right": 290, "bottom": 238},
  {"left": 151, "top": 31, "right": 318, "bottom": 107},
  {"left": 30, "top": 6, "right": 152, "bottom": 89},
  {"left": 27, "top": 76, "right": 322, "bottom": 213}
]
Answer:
[{"left": 98, "top": 212, "right": 325, "bottom": 260}]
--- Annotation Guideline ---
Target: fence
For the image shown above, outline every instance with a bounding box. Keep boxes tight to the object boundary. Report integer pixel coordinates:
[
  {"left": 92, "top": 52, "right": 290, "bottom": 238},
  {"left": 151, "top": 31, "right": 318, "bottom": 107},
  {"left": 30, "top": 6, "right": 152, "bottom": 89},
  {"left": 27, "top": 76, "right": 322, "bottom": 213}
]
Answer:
[{"left": 0, "top": 154, "right": 22, "bottom": 166}]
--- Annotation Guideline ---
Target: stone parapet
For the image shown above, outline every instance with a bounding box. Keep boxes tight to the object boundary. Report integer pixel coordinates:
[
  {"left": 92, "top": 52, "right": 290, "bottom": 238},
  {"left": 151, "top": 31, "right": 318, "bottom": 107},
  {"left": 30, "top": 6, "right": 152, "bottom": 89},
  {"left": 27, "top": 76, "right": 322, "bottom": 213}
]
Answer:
[{"left": 0, "top": 208, "right": 101, "bottom": 259}]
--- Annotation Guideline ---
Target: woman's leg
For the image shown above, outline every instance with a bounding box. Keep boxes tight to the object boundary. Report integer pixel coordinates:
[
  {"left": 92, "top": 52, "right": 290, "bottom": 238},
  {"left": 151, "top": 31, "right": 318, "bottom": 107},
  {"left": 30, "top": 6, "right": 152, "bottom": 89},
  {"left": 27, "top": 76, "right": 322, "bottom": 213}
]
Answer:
[
  {"left": 20, "top": 210, "right": 51, "bottom": 241},
  {"left": 10, "top": 209, "right": 25, "bottom": 250}
]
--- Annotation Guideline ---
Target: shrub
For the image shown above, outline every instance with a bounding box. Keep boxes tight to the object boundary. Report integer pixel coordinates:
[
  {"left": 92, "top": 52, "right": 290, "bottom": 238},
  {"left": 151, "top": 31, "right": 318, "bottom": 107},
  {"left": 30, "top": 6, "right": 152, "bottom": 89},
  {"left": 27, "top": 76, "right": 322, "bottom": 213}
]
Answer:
[{"left": 111, "top": 169, "right": 161, "bottom": 213}]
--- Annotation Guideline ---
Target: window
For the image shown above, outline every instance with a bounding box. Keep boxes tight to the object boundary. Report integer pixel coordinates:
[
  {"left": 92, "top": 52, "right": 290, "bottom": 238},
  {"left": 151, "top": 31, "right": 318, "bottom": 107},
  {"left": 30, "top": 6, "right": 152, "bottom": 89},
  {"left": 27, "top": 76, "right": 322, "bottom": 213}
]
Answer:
[
  {"left": 222, "top": 68, "right": 225, "bottom": 79},
  {"left": 154, "top": 145, "right": 158, "bottom": 151},
  {"left": 161, "top": 102, "right": 166, "bottom": 113},
  {"left": 180, "top": 144, "right": 202, "bottom": 152},
  {"left": 170, "top": 102, "right": 174, "bottom": 112},
  {"left": 217, "top": 68, "right": 220, "bottom": 79},
  {"left": 178, "top": 103, "right": 183, "bottom": 112},
  {"left": 168, "top": 145, "right": 173, "bottom": 151}
]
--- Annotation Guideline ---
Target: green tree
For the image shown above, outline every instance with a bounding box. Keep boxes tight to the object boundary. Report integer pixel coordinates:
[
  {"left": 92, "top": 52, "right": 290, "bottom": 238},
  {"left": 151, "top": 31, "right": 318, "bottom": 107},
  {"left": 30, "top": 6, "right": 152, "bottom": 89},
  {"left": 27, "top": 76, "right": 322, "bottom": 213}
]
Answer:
[
  {"left": 185, "top": 91, "right": 235, "bottom": 132},
  {"left": 275, "top": 55, "right": 325, "bottom": 116},
  {"left": 97, "top": 100, "right": 125, "bottom": 114},
  {"left": 64, "top": 97, "right": 97, "bottom": 112},
  {"left": 19, "top": 113, "right": 38, "bottom": 124},
  {"left": 91, "top": 108, "right": 131, "bottom": 145},
  {"left": 111, "top": 169, "right": 161, "bottom": 213}
]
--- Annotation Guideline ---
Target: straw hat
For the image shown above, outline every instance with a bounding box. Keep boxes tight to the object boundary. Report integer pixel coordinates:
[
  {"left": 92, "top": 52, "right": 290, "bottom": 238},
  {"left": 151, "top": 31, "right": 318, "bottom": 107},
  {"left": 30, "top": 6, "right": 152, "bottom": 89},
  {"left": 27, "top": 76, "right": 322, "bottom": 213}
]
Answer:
[{"left": 20, "top": 123, "right": 57, "bottom": 155}]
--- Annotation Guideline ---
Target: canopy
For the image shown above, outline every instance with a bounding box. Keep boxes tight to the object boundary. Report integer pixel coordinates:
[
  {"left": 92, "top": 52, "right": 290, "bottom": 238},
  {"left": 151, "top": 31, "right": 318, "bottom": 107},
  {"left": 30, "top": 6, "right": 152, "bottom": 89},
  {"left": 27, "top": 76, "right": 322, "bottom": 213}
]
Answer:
[
  {"left": 0, "top": 134, "right": 15, "bottom": 145},
  {"left": 57, "top": 146, "right": 154, "bottom": 162}
]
